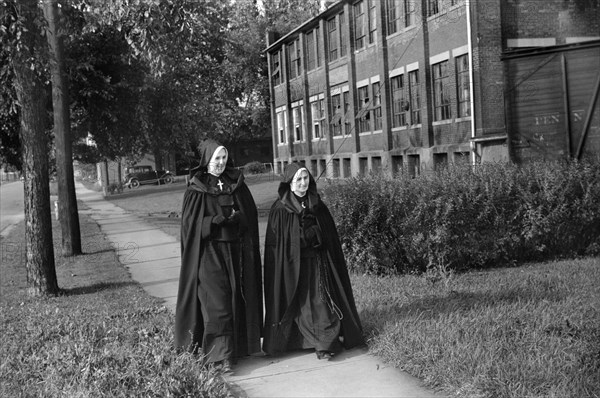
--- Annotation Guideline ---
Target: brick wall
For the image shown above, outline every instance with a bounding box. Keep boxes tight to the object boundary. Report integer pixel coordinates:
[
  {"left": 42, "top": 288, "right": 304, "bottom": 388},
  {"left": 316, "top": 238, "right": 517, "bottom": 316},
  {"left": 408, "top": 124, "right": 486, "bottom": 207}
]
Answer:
[{"left": 503, "top": 0, "right": 600, "bottom": 45}]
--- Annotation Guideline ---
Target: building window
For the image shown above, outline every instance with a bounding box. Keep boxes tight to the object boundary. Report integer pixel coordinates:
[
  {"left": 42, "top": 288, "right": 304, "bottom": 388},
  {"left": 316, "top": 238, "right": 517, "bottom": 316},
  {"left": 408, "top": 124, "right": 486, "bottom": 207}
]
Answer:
[
  {"left": 405, "top": 0, "right": 416, "bottom": 27},
  {"left": 456, "top": 54, "right": 471, "bottom": 117},
  {"left": 293, "top": 105, "right": 304, "bottom": 142},
  {"left": 391, "top": 75, "right": 408, "bottom": 127},
  {"left": 356, "top": 85, "right": 371, "bottom": 133},
  {"left": 339, "top": 12, "right": 347, "bottom": 57},
  {"left": 343, "top": 158, "right": 351, "bottom": 177},
  {"left": 408, "top": 70, "right": 421, "bottom": 124},
  {"left": 315, "top": 27, "right": 321, "bottom": 67},
  {"left": 310, "top": 159, "right": 318, "bottom": 176},
  {"left": 359, "top": 157, "right": 368, "bottom": 175},
  {"left": 354, "top": 1, "right": 366, "bottom": 50},
  {"left": 288, "top": 39, "right": 301, "bottom": 79},
  {"left": 432, "top": 60, "right": 451, "bottom": 121},
  {"left": 306, "top": 30, "right": 316, "bottom": 71},
  {"left": 388, "top": 0, "right": 416, "bottom": 33},
  {"left": 368, "top": 0, "right": 377, "bottom": 44},
  {"left": 428, "top": 0, "right": 439, "bottom": 16},
  {"left": 277, "top": 110, "right": 287, "bottom": 144},
  {"left": 332, "top": 158, "right": 340, "bottom": 178},
  {"left": 319, "top": 159, "right": 326, "bottom": 178},
  {"left": 372, "top": 156, "right": 382, "bottom": 174},
  {"left": 408, "top": 154, "right": 420, "bottom": 177},
  {"left": 372, "top": 82, "right": 382, "bottom": 130},
  {"left": 392, "top": 155, "right": 403, "bottom": 176},
  {"left": 434, "top": 153, "right": 448, "bottom": 171},
  {"left": 311, "top": 98, "right": 325, "bottom": 139},
  {"left": 386, "top": 0, "right": 401, "bottom": 35},
  {"left": 343, "top": 91, "right": 350, "bottom": 135},
  {"left": 271, "top": 51, "right": 281, "bottom": 86},
  {"left": 328, "top": 17, "right": 338, "bottom": 61},
  {"left": 330, "top": 94, "right": 343, "bottom": 136}
]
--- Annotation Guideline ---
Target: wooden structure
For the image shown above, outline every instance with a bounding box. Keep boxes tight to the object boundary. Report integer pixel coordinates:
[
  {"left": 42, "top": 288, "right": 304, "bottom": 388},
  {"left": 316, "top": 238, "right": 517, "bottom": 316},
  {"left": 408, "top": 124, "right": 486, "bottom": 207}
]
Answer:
[{"left": 503, "top": 40, "right": 600, "bottom": 163}]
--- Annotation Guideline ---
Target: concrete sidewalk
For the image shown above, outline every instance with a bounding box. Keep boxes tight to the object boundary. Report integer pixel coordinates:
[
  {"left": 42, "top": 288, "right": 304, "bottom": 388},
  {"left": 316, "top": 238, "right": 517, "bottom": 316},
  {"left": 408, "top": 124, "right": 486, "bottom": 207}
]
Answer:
[{"left": 75, "top": 181, "right": 444, "bottom": 398}]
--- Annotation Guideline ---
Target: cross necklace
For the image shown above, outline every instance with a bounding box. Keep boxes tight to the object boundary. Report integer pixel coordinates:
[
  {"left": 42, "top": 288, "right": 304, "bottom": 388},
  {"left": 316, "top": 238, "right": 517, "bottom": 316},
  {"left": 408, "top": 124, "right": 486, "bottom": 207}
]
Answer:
[{"left": 217, "top": 179, "right": 224, "bottom": 191}]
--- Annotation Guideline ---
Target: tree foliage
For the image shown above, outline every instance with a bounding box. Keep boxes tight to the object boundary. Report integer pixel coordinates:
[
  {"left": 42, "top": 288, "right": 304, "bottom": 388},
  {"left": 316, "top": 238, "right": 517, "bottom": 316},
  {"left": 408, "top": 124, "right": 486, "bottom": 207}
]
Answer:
[
  {"left": 68, "top": 26, "right": 148, "bottom": 163},
  {"left": 1, "top": 0, "right": 324, "bottom": 171},
  {"left": 216, "top": 0, "right": 321, "bottom": 146}
]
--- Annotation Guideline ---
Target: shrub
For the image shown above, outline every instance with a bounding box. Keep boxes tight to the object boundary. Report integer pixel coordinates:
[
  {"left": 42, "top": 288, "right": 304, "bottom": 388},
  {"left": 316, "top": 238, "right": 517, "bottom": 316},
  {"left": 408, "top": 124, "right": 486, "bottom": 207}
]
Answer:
[
  {"left": 322, "top": 159, "right": 600, "bottom": 275},
  {"left": 243, "top": 161, "right": 266, "bottom": 175},
  {"left": 107, "top": 182, "right": 123, "bottom": 195}
]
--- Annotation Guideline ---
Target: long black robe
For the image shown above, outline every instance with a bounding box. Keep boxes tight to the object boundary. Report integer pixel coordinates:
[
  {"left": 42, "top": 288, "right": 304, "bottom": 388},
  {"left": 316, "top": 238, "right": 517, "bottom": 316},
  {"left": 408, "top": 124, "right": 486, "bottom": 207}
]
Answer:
[
  {"left": 174, "top": 166, "right": 262, "bottom": 361},
  {"left": 262, "top": 165, "right": 364, "bottom": 356}
]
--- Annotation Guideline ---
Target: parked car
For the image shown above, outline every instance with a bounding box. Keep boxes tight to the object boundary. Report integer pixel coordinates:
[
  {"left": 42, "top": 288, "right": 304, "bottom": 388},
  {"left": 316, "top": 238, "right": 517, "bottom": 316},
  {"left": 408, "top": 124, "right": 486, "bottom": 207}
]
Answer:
[{"left": 123, "top": 165, "right": 174, "bottom": 188}]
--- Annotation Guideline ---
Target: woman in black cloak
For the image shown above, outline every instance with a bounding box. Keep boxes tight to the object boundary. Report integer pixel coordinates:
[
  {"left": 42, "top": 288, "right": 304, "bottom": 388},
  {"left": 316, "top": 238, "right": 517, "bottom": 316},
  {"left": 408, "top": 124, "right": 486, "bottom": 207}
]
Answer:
[
  {"left": 262, "top": 162, "right": 364, "bottom": 360},
  {"left": 174, "top": 139, "right": 262, "bottom": 370}
]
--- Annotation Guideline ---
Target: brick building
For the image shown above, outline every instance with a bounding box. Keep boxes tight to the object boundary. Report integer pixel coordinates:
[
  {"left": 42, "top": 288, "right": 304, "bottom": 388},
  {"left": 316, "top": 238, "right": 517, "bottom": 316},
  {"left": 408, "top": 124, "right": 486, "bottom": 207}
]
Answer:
[{"left": 265, "top": 0, "right": 600, "bottom": 177}]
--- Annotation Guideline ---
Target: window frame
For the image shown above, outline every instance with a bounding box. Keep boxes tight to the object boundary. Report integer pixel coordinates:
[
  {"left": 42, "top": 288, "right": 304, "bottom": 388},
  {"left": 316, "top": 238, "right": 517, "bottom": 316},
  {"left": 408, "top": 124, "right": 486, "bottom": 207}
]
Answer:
[
  {"left": 368, "top": 0, "right": 377, "bottom": 44},
  {"left": 408, "top": 70, "right": 421, "bottom": 125},
  {"left": 315, "top": 26, "right": 322, "bottom": 67},
  {"left": 311, "top": 98, "right": 326, "bottom": 140},
  {"left": 391, "top": 74, "right": 408, "bottom": 127},
  {"left": 386, "top": 0, "right": 401, "bottom": 35},
  {"left": 456, "top": 54, "right": 471, "bottom": 118},
  {"left": 327, "top": 17, "right": 339, "bottom": 61},
  {"left": 343, "top": 90, "right": 350, "bottom": 135},
  {"left": 292, "top": 104, "right": 305, "bottom": 142},
  {"left": 353, "top": 1, "right": 366, "bottom": 50},
  {"left": 405, "top": 0, "right": 416, "bottom": 27},
  {"left": 271, "top": 51, "right": 281, "bottom": 86},
  {"left": 277, "top": 110, "right": 287, "bottom": 144},
  {"left": 356, "top": 85, "right": 371, "bottom": 134},
  {"left": 432, "top": 60, "right": 451, "bottom": 121},
  {"left": 339, "top": 12, "right": 347, "bottom": 57},
  {"left": 288, "top": 39, "right": 301, "bottom": 79},
  {"left": 372, "top": 81, "right": 382, "bottom": 130},
  {"left": 428, "top": 0, "right": 439, "bottom": 17},
  {"left": 330, "top": 93, "right": 343, "bottom": 136},
  {"left": 306, "top": 30, "right": 316, "bottom": 71}
]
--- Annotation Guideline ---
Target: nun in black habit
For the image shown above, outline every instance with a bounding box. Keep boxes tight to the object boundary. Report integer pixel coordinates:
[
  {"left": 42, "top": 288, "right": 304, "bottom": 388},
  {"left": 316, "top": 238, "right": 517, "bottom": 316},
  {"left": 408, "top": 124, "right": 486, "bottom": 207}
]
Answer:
[
  {"left": 174, "top": 139, "right": 262, "bottom": 369},
  {"left": 262, "top": 162, "right": 364, "bottom": 360}
]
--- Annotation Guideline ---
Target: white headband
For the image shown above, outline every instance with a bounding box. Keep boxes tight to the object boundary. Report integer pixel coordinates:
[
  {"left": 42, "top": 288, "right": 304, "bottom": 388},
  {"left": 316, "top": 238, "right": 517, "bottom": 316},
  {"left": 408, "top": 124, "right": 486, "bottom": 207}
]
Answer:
[
  {"left": 292, "top": 167, "right": 308, "bottom": 183},
  {"left": 209, "top": 146, "right": 227, "bottom": 165}
]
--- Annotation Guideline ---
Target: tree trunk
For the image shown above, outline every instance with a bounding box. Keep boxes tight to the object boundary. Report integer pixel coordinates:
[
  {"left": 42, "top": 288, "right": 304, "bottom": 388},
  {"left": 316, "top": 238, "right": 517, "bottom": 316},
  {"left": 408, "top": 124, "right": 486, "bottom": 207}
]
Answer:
[
  {"left": 117, "top": 159, "right": 122, "bottom": 187},
  {"left": 153, "top": 146, "right": 164, "bottom": 171},
  {"left": 43, "top": 0, "right": 82, "bottom": 256},
  {"left": 12, "top": 0, "right": 58, "bottom": 297},
  {"left": 103, "top": 160, "right": 110, "bottom": 196}
]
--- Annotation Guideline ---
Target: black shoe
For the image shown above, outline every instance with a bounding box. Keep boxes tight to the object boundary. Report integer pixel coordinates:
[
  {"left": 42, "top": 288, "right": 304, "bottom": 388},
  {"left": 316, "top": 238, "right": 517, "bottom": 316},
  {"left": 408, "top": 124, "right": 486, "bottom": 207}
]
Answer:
[{"left": 316, "top": 351, "right": 334, "bottom": 360}]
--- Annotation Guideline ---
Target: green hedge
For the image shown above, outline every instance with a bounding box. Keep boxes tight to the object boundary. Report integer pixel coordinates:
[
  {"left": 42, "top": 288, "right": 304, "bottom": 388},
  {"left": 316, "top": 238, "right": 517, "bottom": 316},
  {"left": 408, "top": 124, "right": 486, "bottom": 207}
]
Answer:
[
  {"left": 243, "top": 161, "right": 266, "bottom": 174},
  {"left": 321, "top": 160, "right": 600, "bottom": 275}
]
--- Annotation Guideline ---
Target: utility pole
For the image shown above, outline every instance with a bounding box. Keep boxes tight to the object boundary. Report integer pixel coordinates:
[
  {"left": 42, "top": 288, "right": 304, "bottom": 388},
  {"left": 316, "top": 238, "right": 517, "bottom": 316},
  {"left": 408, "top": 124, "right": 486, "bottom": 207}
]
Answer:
[{"left": 43, "top": 0, "right": 82, "bottom": 256}]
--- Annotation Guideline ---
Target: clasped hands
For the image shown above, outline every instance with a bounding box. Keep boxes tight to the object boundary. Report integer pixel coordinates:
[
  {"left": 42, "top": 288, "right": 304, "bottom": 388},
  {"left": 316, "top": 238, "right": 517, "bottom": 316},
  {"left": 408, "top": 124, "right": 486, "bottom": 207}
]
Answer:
[
  {"left": 301, "top": 210, "right": 322, "bottom": 248},
  {"left": 212, "top": 210, "right": 241, "bottom": 226}
]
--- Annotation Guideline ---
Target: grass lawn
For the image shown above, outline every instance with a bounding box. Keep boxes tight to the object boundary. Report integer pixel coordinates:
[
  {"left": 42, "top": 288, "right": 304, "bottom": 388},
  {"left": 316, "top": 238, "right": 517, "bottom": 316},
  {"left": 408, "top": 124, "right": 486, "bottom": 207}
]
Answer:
[
  {"left": 353, "top": 258, "right": 600, "bottom": 398},
  {"left": 0, "top": 203, "right": 233, "bottom": 397},
  {"left": 8, "top": 182, "right": 598, "bottom": 397}
]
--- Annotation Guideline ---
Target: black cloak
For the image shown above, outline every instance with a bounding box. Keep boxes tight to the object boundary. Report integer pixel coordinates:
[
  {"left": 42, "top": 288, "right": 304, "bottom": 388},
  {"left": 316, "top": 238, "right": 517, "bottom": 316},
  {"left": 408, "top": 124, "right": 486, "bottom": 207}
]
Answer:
[
  {"left": 174, "top": 139, "right": 262, "bottom": 358},
  {"left": 262, "top": 162, "right": 364, "bottom": 356}
]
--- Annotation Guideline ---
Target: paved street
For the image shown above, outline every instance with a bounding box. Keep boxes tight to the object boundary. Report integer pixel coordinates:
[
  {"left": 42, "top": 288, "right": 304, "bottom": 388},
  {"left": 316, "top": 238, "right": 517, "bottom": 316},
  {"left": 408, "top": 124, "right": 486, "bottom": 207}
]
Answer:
[{"left": 0, "top": 181, "right": 25, "bottom": 238}]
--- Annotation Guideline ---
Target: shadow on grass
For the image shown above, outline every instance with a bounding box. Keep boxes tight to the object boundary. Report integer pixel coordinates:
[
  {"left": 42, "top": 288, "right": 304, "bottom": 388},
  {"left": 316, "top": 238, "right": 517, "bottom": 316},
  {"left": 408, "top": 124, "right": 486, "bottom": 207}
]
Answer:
[
  {"left": 61, "top": 281, "right": 137, "bottom": 296},
  {"left": 362, "top": 283, "right": 566, "bottom": 326},
  {"left": 105, "top": 183, "right": 187, "bottom": 200}
]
